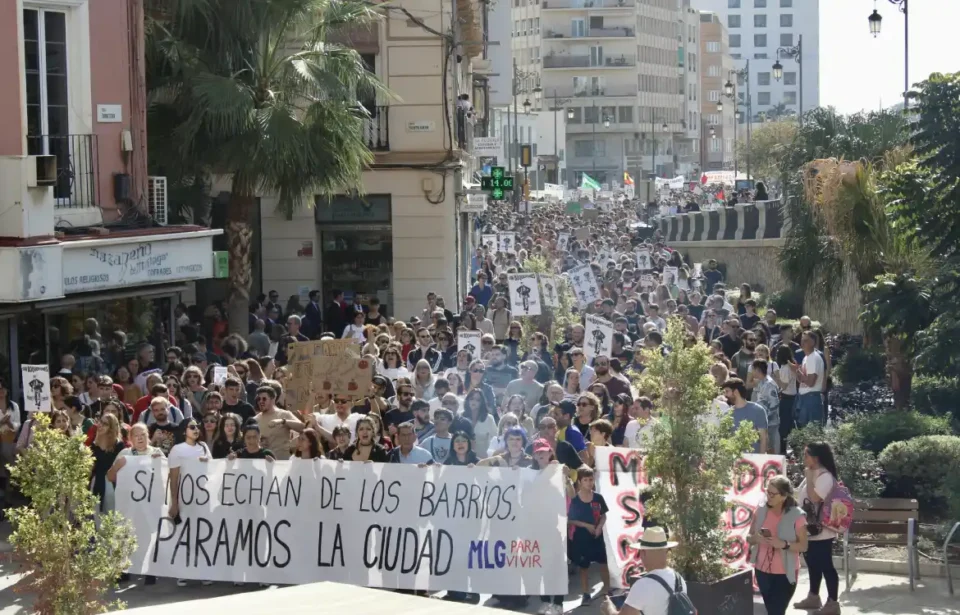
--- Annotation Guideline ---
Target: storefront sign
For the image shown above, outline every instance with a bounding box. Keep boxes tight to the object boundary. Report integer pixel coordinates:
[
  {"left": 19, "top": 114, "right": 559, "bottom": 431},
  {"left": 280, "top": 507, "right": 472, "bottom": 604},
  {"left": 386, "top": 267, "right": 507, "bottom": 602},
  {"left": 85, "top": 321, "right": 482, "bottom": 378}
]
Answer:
[
  {"left": 297, "top": 241, "right": 314, "bottom": 258},
  {"left": 96, "top": 104, "right": 123, "bottom": 123},
  {"left": 62, "top": 236, "right": 215, "bottom": 293},
  {"left": 406, "top": 121, "right": 436, "bottom": 133},
  {"left": 473, "top": 137, "right": 502, "bottom": 156},
  {"left": 316, "top": 195, "right": 392, "bottom": 224},
  {"left": 115, "top": 458, "right": 568, "bottom": 592},
  {"left": 595, "top": 448, "right": 785, "bottom": 589},
  {"left": 462, "top": 193, "right": 487, "bottom": 213}
]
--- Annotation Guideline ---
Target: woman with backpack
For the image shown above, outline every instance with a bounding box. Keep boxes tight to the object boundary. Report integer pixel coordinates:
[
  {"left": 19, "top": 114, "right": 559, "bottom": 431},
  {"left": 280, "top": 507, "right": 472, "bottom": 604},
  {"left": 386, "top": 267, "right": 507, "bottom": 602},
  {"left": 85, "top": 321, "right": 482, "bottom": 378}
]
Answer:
[
  {"left": 747, "top": 475, "right": 809, "bottom": 615},
  {"left": 794, "top": 442, "right": 843, "bottom": 615}
]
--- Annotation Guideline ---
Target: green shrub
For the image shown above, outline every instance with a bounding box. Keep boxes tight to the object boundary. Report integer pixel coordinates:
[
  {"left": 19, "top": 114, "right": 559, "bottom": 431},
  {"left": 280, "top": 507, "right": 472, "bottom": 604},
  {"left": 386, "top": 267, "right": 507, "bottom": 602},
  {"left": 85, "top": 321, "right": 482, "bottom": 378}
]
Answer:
[
  {"left": 767, "top": 288, "right": 805, "bottom": 319},
  {"left": 833, "top": 348, "right": 886, "bottom": 385},
  {"left": 912, "top": 375, "right": 960, "bottom": 424},
  {"left": 787, "top": 423, "right": 883, "bottom": 498},
  {"left": 838, "top": 410, "right": 952, "bottom": 454},
  {"left": 879, "top": 435, "right": 960, "bottom": 512}
]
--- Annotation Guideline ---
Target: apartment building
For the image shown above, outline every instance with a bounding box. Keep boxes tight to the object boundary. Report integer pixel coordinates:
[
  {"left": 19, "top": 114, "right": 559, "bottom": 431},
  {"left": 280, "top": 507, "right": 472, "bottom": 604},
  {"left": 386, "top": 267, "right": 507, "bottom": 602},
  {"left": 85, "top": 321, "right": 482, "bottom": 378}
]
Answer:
[
  {"left": 257, "top": 0, "right": 484, "bottom": 319},
  {"left": 699, "top": 12, "right": 736, "bottom": 170},
  {"left": 690, "top": 0, "right": 819, "bottom": 122},
  {"left": 679, "top": 5, "right": 702, "bottom": 177}
]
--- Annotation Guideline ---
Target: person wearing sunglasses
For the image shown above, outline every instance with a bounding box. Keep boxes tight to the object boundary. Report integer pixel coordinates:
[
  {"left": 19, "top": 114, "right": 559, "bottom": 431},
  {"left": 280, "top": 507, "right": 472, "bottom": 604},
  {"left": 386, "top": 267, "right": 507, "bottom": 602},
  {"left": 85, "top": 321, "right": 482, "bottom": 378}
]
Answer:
[
  {"left": 314, "top": 395, "right": 362, "bottom": 445},
  {"left": 383, "top": 384, "right": 416, "bottom": 438},
  {"left": 406, "top": 327, "right": 442, "bottom": 373},
  {"left": 253, "top": 386, "right": 303, "bottom": 460},
  {"left": 748, "top": 475, "right": 808, "bottom": 615},
  {"left": 166, "top": 417, "right": 211, "bottom": 587},
  {"left": 228, "top": 423, "right": 275, "bottom": 461}
]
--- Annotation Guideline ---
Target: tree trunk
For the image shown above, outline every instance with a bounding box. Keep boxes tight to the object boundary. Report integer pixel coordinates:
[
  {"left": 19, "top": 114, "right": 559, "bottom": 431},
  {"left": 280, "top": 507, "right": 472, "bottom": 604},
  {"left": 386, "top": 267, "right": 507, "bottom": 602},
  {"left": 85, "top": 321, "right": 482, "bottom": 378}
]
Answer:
[
  {"left": 226, "top": 190, "right": 256, "bottom": 336},
  {"left": 885, "top": 335, "right": 912, "bottom": 409}
]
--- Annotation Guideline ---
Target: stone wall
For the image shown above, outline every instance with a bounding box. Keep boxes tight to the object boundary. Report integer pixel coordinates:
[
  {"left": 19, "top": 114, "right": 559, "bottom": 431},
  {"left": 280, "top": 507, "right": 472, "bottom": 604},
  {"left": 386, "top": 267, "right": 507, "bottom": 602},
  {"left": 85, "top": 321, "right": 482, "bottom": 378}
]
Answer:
[{"left": 671, "top": 239, "right": 862, "bottom": 334}]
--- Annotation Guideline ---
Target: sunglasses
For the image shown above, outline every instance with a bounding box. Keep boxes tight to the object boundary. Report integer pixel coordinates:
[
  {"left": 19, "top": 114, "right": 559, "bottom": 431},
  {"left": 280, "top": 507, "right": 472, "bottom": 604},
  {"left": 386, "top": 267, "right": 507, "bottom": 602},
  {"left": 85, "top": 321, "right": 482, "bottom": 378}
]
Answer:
[
  {"left": 187, "top": 424, "right": 200, "bottom": 431},
  {"left": 256, "top": 396, "right": 271, "bottom": 403},
  {"left": 203, "top": 418, "right": 219, "bottom": 424},
  {"left": 471, "top": 368, "right": 485, "bottom": 374},
  {"left": 334, "top": 399, "right": 350, "bottom": 404}
]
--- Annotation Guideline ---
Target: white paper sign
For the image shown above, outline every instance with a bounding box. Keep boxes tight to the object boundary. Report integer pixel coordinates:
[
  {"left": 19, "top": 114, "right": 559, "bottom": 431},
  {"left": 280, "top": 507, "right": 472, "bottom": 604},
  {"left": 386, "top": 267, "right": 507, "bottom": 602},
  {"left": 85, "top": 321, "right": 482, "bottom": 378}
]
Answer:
[
  {"left": 694, "top": 263, "right": 704, "bottom": 278},
  {"left": 213, "top": 366, "right": 229, "bottom": 386},
  {"left": 457, "top": 330, "right": 483, "bottom": 359},
  {"left": 115, "top": 458, "right": 569, "bottom": 592},
  {"left": 473, "top": 137, "right": 502, "bottom": 156},
  {"left": 21, "top": 364, "right": 50, "bottom": 413},
  {"left": 568, "top": 263, "right": 601, "bottom": 308},
  {"left": 635, "top": 248, "right": 652, "bottom": 271},
  {"left": 462, "top": 193, "right": 487, "bottom": 213},
  {"left": 539, "top": 275, "right": 560, "bottom": 308},
  {"left": 639, "top": 274, "right": 656, "bottom": 291},
  {"left": 507, "top": 272, "right": 542, "bottom": 316},
  {"left": 556, "top": 232, "right": 571, "bottom": 253},
  {"left": 583, "top": 314, "right": 613, "bottom": 359},
  {"left": 662, "top": 266, "right": 679, "bottom": 287},
  {"left": 482, "top": 234, "right": 498, "bottom": 253},
  {"left": 498, "top": 232, "right": 517, "bottom": 254}
]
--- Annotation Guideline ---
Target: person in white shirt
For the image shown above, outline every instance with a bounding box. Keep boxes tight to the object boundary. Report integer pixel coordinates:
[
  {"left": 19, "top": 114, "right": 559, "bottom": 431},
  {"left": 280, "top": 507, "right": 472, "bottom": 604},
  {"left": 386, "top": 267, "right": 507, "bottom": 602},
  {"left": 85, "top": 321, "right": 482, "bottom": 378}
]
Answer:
[
  {"left": 567, "top": 347, "right": 595, "bottom": 391},
  {"left": 602, "top": 527, "right": 687, "bottom": 615},
  {"left": 623, "top": 397, "right": 659, "bottom": 452},
  {"left": 792, "top": 331, "right": 824, "bottom": 428},
  {"left": 313, "top": 395, "right": 362, "bottom": 444},
  {"left": 166, "top": 417, "right": 212, "bottom": 587},
  {"left": 341, "top": 311, "right": 367, "bottom": 343}
]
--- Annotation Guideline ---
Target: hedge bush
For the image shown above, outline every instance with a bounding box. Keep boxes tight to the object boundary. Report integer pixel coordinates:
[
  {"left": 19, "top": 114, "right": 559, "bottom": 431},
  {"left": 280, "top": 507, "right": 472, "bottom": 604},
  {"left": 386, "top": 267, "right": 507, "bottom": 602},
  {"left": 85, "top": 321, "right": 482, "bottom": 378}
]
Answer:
[
  {"left": 879, "top": 435, "right": 960, "bottom": 512},
  {"left": 912, "top": 375, "right": 960, "bottom": 424},
  {"left": 833, "top": 348, "right": 886, "bottom": 385},
  {"left": 838, "top": 410, "right": 953, "bottom": 454},
  {"left": 828, "top": 382, "right": 895, "bottom": 423},
  {"left": 787, "top": 424, "right": 883, "bottom": 498},
  {"left": 766, "top": 288, "right": 805, "bottom": 319}
]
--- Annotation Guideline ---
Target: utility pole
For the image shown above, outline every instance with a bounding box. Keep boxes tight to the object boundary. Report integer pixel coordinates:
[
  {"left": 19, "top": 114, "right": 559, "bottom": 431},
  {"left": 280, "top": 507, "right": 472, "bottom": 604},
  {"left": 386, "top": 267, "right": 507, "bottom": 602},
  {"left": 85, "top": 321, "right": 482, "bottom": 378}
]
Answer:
[
  {"left": 550, "top": 89, "right": 570, "bottom": 185},
  {"left": 651, "top": 108, "right": 657, "bottom": 179},
  {"left": 746, "top": 59, "right": 751, "bottom": 181}
]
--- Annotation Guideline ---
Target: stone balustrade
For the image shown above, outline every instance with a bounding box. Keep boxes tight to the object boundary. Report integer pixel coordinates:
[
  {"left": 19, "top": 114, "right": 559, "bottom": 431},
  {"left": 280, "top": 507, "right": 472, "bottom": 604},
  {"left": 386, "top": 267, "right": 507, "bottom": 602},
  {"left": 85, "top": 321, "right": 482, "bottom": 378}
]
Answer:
[{"left": 657, "top": 200, "right": 785, "bottom": 243}]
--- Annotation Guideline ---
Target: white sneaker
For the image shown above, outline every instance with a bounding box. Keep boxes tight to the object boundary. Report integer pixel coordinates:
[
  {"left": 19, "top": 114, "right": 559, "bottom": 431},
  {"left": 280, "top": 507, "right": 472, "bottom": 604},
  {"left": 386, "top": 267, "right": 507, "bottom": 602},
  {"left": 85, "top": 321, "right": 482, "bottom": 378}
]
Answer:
[
  {"left": 550, "top": 604, "right": 564, "bottom": 615},
  {"left": 176, "top": 579, "right": 187, "bottom": 587},
  {"left": 537, "top": 603, "right": 551, "bottom": 614},
  {"left": 202, "top": 580, "right": 214, "bottom": 586}
]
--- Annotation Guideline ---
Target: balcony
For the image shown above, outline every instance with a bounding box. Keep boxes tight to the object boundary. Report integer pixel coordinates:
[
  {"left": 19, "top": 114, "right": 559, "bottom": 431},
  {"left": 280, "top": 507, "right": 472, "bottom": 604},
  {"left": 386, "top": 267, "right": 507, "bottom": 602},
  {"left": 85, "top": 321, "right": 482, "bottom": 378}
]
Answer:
[
  {"left": 544, "top": 27, "right": 636, "bottom": 39},
  {"left": 547, "top": 84, "right": 638, "bottom": 98},
  {"left": 25, "top": 134, "right": 99, "bottom": 208},
  {"left": 362, "top": 105, "right": 390, "bottom": 151},
  {"left": 542, "top": 0, "right": 635, "bottom": 9},
  {"left": 543, "top": 54, "right": 636, "bottom": 69}
]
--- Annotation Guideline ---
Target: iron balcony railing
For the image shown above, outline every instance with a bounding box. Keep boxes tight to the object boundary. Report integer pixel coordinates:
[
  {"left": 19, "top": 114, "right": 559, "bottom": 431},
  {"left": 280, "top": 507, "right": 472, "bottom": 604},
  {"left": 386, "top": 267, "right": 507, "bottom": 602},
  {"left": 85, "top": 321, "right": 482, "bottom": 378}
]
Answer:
[
  {"left": 542, "top": 0, "right": 635, "bottom": 8},
  {"left": 361, "top": 105, "right": 390, "bottom": 151},
  {"left": 25, "top": 133, "right": 99, "bottom": 208},
  {"left": 543, "top": 54, "right": 636, "bottom": 69}
]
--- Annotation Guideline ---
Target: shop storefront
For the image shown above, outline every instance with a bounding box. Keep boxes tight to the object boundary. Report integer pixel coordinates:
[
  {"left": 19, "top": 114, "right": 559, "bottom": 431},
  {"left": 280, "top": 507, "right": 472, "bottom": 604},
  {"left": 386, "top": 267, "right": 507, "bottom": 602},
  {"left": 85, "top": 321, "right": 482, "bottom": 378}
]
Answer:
[
  {"left": 0, "top": 228, "right": 221, "bottom": 403},
  {"left": 316, "top": 194, "right": 393, "bottom": 314}
]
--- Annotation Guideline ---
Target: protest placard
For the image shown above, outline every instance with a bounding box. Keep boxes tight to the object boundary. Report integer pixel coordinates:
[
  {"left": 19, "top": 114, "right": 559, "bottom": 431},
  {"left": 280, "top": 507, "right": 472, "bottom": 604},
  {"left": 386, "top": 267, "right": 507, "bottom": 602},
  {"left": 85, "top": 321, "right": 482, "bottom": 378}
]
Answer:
[
  {"left": 567, "top": 264, "right": 601, "bottom": 308},
  {"left": 213, "top": 366, "right": 228, "bottom": 386},
  {"left": 116, "top": 458, "right": 568, "bottom": 593},
  {"left": 539, "top": 275, "right": 560, "bottom": 308},
  {"left": 635, "top": 248, "right": 652, "bottom": 271},
  {"left": 20, "top": 364, "right": 50, "bottom": 413},
  {"left": 507, "top": 272, "right": 541, "bottom": 316},
  {"left": 498, "top": 232, "right": 517, "bottom": 254},
  {"left": 595, "top": 447, "right": 785, "bottom": 588},
  {"left": 556, "top": 232, "right": 571, "bottom": 253},
  {"left": 457, "top": 330, "right": 482, "bottom": 359},
  {"left": 286, "top": 340, "right": 367, "bottom": 409},
  {"left": 662, "top": 266, "right": 679, "bottom": 287},
  {"left": 482, "top": 234, "right": 498, "bottom": 253},
  {"left": 583, "top": 314, "right": 613, "bottom": 359}
]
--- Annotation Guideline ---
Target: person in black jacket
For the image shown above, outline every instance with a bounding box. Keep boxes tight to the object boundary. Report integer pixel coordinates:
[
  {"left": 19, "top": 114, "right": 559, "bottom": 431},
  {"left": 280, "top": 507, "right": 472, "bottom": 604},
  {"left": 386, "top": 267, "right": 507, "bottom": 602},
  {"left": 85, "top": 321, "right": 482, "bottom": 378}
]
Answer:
[
  {"left": 406, "top": 328, "right": 443, "bottom": 372},
  {"left": 303, "top": 290, "right": 323, "bottom": 339},
  {"left": 323, "top": 289, "right": 347, "bottom": 338}
]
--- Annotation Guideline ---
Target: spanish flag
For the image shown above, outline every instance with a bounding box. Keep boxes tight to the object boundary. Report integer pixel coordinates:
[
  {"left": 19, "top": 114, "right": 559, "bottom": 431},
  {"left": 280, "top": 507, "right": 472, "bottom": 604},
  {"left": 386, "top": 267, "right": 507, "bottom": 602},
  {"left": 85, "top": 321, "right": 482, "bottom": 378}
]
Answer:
[{"left": 623, "top": 172, "right": 635, "bottom": 186}]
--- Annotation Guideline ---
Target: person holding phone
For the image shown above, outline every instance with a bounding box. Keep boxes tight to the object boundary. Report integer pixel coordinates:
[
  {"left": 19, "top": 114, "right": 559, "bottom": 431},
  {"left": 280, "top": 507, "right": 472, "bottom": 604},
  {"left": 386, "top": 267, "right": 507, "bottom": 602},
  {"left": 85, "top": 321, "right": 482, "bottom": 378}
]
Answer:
[
  {"left": 166, "top": 417, "right": 211, "bottom": 587},
  {"left": 747, "top": 475, "right": 809, "bottom": 615}
]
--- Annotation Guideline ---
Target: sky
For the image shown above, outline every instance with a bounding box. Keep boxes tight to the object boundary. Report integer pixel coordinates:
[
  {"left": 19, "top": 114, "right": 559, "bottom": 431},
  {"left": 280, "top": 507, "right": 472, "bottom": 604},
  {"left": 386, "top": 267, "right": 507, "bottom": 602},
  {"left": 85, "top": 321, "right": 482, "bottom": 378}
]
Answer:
[{"left": 821, "top": 1, "right": 960, "bottom": 113}]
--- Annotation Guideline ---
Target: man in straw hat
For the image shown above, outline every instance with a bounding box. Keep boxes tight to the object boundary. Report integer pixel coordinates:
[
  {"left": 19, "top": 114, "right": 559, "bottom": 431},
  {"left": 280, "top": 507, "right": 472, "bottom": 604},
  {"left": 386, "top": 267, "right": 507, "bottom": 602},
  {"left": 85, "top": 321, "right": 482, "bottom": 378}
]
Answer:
[{"left": 602, "top": 527, "right": 688, "bottom": 615}]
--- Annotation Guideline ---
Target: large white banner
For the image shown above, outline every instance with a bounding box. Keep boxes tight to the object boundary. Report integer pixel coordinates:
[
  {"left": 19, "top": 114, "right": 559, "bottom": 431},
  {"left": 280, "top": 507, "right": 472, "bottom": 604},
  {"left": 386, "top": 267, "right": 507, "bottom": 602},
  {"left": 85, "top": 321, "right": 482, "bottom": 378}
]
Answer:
[
  {"left": 507, "top": 273, "right": 542, "bottom": 316},
  {"left": 583, "top": 314, "right": 613, "bottom": 359},
  {"left": 595, "top": 447, "right": 785, "bottom": 588},
  {"left": 116, "top": 458, "right": 568, "bottom": 593}
]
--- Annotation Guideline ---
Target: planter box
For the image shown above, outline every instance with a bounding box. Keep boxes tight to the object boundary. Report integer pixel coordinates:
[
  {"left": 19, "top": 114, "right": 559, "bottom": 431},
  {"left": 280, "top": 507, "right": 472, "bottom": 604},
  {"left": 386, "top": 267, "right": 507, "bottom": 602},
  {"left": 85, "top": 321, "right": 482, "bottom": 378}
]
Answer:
[{"left": 687, "top": 568, "right": 754, "bottom": 615}]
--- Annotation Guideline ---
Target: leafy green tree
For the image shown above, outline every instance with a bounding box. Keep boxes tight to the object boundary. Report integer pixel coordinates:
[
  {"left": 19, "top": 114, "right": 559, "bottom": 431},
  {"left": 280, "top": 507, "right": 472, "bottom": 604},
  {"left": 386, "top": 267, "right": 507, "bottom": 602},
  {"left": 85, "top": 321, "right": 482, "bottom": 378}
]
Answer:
[
  {"left": 8, "top": 414, "right": 136, "bottom": 615},
  {"left": 147, "top": 0, "right": 387, "bottom": 333},
  {"left": 735, "top": 120, "right": 797, "bottom": 183},
  {"left": 633, "top": 320, "right": 756, "bottom": 582}
]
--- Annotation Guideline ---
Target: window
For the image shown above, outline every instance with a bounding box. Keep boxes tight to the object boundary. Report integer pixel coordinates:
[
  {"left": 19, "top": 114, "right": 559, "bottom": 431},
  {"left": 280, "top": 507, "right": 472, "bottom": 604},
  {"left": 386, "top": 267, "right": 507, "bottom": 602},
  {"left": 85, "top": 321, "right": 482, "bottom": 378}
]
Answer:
[
  {"left": 784, "top": 91, "right": 797, "bottom": 104},
  {"left": 707, "top": 65, "right": 720, "bottom": 77},
  {"left": 728, "top": 0, "right": 740, "bottom": 7},
  {"left": 754, "top": 0, "right": 766, "bottom": 6},
  {"left": 706, "top": 41, "right": 720, "bottom": 53},
  {"left": 754, "top": 34, "right": 767, "bottom": 47},
  {"left": 535, "top": 18, "right": 540, "bottom": 33},
  {"left": 584, "top": 106, "right": 599, "bottom": 123},
  {"left": 780, "top": 33, "right": 794, "bottom": 46},
  {"left": 757, "top": 72, "right": 770, "bottom": 86},
  {"left": 729, "top": 34, "right": 741, "bottom": 47},
  {"left": 574, "top": 140, "right": 595, "bottom": 157},
  {"left": 780, "top": 0, "right": 792, "bottom": 6},
  {"left": 710, "top": 138, "right": 721, "bottom": 153},
  {"left": 754, "top": 14, "right": 766, "bottom": 27},
  {"left": 780, "top": 14, "right": 793, "bottom": 27},
  {"left": 594, "top": 140, "right": 607, "bottom": 156},
  {"left": 24, "top": 9, "right": 69, "bottom": 153},
  {"left": 753, "top": 53, "right": 768, "bottom": 59},
  {"left": 708, "top": 90, "right": 720, "bottom": 102},
  {"left": 708, "top": 113, "right": 720, "bottom": 125},
  {"left": 757, "top": 92, "right": 771, "bottom": 105},
  {"left": 568, "top": 107, "right": 582, "bottom": 124},
  {"left": 514, "top": 20, "right": 519, "bottom": 36},
  {"left": 784, "top": 71, "right": 797, "bottom": 85},
  {"left": 572, "top": 19, "right": 586, "bottom": 37},
  {"left": 728, "top": 15, "right": 740, "bottom": 28},
  {"left": 619, "top": 106, "right": 633, "bottom": 123}
]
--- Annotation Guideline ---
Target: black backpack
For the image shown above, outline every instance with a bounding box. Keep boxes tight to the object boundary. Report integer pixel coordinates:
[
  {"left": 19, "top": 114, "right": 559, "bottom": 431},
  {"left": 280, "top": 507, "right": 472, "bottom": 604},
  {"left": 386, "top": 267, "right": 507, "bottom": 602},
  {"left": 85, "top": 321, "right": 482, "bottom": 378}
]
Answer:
[{"left": 646, "top": 572, "right": 697, "bottom": 615}]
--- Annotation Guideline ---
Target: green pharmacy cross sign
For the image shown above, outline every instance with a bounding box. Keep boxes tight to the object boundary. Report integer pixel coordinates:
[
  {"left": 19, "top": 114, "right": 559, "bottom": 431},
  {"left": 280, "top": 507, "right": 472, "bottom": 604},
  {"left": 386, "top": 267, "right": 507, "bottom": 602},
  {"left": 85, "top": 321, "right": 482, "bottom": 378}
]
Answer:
[{"left": 480, "top": 167, "right": 514, "bottom": 200}]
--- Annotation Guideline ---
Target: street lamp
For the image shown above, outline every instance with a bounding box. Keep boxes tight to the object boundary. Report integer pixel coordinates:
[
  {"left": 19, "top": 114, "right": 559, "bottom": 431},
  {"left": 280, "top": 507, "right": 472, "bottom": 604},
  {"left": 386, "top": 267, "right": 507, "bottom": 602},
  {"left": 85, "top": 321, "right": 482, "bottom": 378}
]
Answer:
[
  {"left": 603, "top": 117, "right": 610, "bottom": 128},
  {"left": 725, "top": 64, "right": 751, "bottom": 181},
  {"left": 661, "top": 122, "right": 668, "bottom": 132},
  {"left": 717, "top": 100, "right": 724, "bottom": 112},
  {"left": 774, "top": 35, "right": 803, "bottom": 123},
  {"left": 772, "top": 60, "right": 783, "bottom": 82},
  {"left": 868, "top": 1, "right": 908, "bottom": 111},
  {"left": 523, "top": 99, "right": 532, "bottom": 115},
  {"left": 567, "top": 108, "right": 574, "bottom": 119},
  {"left": 709, "top": 126, "right": 716, "bottom": 138},
  {"left": 724, "top": 79, "right": 734, "bottom": 97}
]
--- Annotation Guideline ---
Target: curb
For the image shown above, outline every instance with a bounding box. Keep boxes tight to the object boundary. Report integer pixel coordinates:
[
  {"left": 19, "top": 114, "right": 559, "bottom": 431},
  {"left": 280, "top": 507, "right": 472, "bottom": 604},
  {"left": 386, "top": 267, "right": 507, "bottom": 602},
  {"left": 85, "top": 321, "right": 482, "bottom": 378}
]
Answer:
[{"left": 833, "top": 555, "right": 960, "bottom": 579}]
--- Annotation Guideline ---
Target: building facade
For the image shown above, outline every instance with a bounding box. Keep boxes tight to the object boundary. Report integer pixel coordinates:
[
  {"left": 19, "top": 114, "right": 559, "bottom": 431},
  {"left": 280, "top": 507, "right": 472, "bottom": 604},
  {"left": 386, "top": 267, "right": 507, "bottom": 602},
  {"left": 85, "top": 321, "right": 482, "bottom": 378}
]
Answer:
[
  {"left": 699, "top": 12, "right": 736, "bottom": 170},
  {"left": 257, "top": 0, "right": 484, "bottom": 321},
  {"left": 0, "top": 0, "right": 220, "bottom": 399},
  {"left": 689, "top": 0, "right": 819, "bottom": 122}
]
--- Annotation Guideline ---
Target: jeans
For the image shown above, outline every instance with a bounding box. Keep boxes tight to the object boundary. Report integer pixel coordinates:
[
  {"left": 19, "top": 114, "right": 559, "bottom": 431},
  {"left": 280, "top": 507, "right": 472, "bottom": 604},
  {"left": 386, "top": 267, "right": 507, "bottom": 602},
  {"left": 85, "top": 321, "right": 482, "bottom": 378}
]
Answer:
[
  {"left": 779, "top": 393, "right": 796, "bottom": 452},
  {"left": 768, "top": 427, "right": 781, "bottom": 454},
  {"left": 755, "top": 570, "right": 797, "bottom": 615},
  {"left": 804, "top": 538, "right": 839, "bottom": 601},
  {"left": 795, "top": 392, "right": 823, "bottom": 428}
]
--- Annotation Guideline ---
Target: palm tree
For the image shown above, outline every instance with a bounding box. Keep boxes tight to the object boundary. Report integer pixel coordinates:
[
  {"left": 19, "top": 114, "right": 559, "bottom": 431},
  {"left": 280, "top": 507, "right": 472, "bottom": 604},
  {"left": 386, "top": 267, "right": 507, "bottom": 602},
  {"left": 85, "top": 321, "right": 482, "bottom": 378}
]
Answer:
[{"left": 147, "top": 0, "right": 387, "bottom": 333}]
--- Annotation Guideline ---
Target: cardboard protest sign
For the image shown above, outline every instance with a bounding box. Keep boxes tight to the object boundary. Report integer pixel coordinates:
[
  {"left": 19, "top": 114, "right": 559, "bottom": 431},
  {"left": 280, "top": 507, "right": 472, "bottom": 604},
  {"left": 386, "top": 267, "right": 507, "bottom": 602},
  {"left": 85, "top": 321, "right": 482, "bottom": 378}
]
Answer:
[
  {"left": 595, "top": 448, "right": 785, "bottom": 589},
  {"left": 116, "top": 458, "right": 569, "bottom": 593},
  {"left": 539, "top": 275, "right": 560, "bottom": 308},
  {"left": 457, "top": 330, "right": 482, "bottom": 360},
  {"left": 556, "top": 232, "right": 571, "bottom": 253},
  {"left": 482, "top": 234, "right": 498, "bottom": 253},
  {"left": 21, "top": 364, "right": 50, "bottom": 413},
  {"left": 567, "top": 264, "right": 601, "bottom": 308},
  {"left": 575, "top": 227, "right": 590, "bottom": 241},
  {"left": 498, "top": 232, "right": 517, "bottom": 254},
  {"left": 213, "top": 366, "right": 228, "bottom": 386},
  {"left": 639, "top": 274, "right": 656, "bottom": 291},
  {"left": 583, "top": 314, "right": 613, "bottom": 359},
  {"left": 508, "top": 272, "right": 542, "bottom": 316},
  {"left": 662, "top": 266, "right": 679, "bottom": 287},
  {"left": 286, "top": 339, "right": 367, "bottom": 410},
  {"left": 635, "top": 248, "right": 652, "bottom": 271}
]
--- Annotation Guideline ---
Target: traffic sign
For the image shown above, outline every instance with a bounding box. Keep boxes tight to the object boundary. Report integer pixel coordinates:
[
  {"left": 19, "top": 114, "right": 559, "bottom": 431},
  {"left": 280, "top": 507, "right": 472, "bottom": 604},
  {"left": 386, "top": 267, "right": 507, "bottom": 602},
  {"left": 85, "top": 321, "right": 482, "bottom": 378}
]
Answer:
[{"left": 480, "top": 166, "right": 515, "bottom": 200}]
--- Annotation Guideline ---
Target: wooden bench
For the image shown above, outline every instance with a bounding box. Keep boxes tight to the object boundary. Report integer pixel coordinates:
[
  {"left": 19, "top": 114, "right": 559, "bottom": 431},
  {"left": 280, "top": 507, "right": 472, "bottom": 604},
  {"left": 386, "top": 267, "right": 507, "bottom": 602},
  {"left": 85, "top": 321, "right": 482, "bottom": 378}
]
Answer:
[
  {"left": 841, "top": 498, "right": 920, "bottom": 591},
  {"left": 945, "top": 522, "right": 960, "bottom": 595}
]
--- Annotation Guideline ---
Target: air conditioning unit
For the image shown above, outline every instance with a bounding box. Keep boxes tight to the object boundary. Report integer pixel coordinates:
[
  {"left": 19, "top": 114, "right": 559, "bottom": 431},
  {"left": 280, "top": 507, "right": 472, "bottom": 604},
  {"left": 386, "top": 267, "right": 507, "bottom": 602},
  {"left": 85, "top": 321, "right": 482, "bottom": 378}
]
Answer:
[{"left": 148, "top": 176, "right": 168, "bottom": 224}]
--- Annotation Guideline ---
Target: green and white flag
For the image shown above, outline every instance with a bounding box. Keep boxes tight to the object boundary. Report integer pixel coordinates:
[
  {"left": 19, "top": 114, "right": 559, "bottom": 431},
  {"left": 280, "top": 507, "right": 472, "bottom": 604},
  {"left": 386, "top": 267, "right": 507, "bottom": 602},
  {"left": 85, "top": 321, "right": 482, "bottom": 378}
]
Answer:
[{"left": 580, "top": 173, "right": 601, "bottom": 191}]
